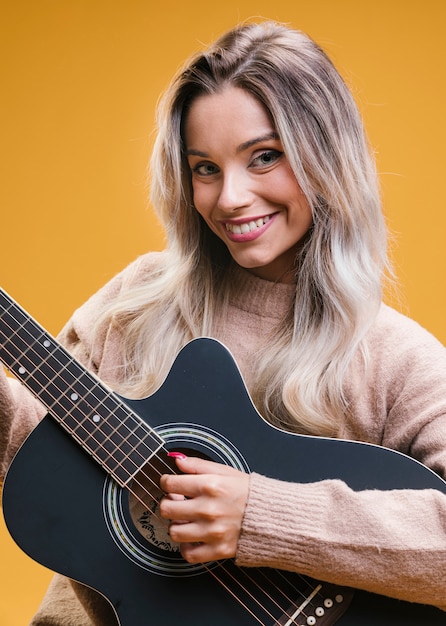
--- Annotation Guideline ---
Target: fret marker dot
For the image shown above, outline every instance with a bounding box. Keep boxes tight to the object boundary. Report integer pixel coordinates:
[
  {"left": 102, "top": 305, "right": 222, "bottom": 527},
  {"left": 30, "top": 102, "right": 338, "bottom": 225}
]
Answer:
[
  {"left": 18, "top": 366, "right": 26, "bottom": 375},
  {"left": 92, "top": 415, "right": 101, "bottom": 423},
  {"left": 43, "top": 340, "right": 51, "bottom": 348},
  {"left": 70, "top": 393, "right": 79, "bottom": 401}
]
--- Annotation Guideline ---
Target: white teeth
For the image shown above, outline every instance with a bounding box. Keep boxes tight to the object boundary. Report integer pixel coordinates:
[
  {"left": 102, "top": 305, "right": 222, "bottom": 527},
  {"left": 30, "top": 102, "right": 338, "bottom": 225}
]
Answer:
[{"left": 226, "top": 215, "right": 271, "bottom": 234}]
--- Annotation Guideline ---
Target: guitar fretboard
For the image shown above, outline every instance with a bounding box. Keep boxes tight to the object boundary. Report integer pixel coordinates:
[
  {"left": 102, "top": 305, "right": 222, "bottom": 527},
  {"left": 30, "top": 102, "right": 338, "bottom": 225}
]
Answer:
[{"left": 0, "top": 289, "right": 164, "bottom": 485}]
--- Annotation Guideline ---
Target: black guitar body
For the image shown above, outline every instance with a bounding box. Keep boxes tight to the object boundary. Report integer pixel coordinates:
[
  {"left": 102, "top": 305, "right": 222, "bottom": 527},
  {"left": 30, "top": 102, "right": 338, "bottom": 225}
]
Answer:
[{"left": 3, "top": 338, "right": 446, "bottom": 625}]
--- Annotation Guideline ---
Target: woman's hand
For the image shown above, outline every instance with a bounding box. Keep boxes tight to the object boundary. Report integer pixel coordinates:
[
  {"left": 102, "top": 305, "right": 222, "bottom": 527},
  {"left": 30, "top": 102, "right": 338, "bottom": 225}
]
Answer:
[{"left": 159, "top": 454, "right": 250, "bottom": 563}]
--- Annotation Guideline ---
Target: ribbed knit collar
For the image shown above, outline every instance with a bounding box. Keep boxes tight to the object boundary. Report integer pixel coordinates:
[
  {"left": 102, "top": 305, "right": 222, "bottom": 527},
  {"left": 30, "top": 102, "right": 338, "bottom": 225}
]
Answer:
[{"left": 227, "top": 263, "right": 295, "bottom": 320}]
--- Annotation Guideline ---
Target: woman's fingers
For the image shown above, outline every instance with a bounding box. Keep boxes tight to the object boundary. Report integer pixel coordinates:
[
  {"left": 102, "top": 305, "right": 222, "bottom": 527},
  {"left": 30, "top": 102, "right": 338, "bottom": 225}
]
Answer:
[{"left": 159, "top": 454, "right": 250, "bottom": 562}]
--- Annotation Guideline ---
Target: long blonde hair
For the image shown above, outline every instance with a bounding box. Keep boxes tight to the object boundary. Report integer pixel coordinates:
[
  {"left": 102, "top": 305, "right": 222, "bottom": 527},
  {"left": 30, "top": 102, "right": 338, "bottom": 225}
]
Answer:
[{"left": 100, "top": 21, "right": 388, "bottom": 436}]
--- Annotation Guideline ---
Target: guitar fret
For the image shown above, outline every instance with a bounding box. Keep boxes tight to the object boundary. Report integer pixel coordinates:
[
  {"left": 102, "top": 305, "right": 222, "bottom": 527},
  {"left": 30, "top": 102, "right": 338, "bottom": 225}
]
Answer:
[{"left": 0, "top": 289, "right": 164, "bottom": 484}]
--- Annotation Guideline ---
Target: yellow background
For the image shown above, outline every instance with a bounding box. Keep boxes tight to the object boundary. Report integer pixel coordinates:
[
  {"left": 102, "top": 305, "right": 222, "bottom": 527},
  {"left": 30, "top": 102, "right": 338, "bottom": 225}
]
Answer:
[{"left": 1, "top": 1, "right": 445, "bottom": 623}]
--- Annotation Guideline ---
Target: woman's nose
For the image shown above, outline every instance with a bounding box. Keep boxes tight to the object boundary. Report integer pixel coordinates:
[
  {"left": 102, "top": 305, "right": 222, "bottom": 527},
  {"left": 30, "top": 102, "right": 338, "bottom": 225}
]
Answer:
[{"left": 216, "top": 169, "right": 252, "bottom": 212}]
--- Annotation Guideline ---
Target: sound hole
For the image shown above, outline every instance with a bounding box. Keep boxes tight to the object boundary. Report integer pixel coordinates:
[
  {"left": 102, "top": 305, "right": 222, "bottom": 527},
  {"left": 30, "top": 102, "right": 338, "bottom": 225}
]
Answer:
[{"left": 103, "top": 423, "right": 249, "bottom": 575}]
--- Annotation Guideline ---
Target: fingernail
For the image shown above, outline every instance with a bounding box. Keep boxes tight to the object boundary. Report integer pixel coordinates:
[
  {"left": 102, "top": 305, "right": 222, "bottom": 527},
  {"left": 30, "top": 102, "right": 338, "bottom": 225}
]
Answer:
[{"left": 168, "top": 451, "right": 187, "bottom": 459}]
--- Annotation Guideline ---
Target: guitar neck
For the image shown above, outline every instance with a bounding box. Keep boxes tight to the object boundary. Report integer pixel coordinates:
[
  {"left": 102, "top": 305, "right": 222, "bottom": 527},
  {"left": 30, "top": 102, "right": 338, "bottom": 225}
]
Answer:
[{"left": 0, "top": 289, "right": 164, "bottom": 485}]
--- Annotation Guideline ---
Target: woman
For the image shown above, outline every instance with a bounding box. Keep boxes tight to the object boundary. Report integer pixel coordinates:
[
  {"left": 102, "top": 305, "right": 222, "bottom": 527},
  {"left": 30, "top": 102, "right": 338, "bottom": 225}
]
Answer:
[{"left": 1, "top": 20, "right": 445, "bottom": 625}]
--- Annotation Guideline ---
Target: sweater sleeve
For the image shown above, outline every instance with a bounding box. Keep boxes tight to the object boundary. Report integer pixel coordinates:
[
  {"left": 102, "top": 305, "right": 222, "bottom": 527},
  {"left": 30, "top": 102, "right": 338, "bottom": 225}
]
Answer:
[{"left": 236, "top": 473, "right": 446, "bottom": 610}]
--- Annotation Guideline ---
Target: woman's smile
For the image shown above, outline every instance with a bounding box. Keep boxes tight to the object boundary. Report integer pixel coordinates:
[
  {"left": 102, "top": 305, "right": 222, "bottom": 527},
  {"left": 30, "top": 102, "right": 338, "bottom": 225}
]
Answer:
[
  {"left": 223, "top": 213, "right": 276, "bottom": 240},
  {"left": 184, "top": 86, "right": 313, "bottom": 283}
]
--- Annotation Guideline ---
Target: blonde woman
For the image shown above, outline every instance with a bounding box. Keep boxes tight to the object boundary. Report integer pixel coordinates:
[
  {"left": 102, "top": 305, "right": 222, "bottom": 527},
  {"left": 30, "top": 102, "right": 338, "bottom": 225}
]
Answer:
[{"left": 1, "top": 21, "right": 445, "bottom": 625}]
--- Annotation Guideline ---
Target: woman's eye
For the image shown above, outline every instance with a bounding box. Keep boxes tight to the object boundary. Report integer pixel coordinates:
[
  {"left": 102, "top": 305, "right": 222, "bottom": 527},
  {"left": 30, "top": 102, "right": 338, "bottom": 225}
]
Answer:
[
  {"left": 192, "top": 162, "right": 219, "bottom": 176},
  {"left": 251, "top": 150, "right": 283, "bottom": 168}
]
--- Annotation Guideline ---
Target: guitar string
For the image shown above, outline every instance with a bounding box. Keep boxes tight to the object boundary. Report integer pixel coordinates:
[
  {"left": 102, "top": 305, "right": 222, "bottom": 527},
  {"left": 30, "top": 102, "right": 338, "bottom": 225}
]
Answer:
[
  {"left": 265, "top": 568, "right": 331, "bottom": 615},
  {"left": 212, "top": 563, "right": 315, "bottom": 624},
  {"left": 0, "top": 301, "right": 324, "bottom": 624},
  {"left": 0, "top": 302, "right": 324, "bottom": 625}
]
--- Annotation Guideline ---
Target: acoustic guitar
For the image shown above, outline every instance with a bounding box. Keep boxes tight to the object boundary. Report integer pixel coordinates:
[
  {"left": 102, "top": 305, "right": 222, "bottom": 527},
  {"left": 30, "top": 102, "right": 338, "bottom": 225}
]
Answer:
[{"left": 1, "top": 288, "right": 445, "bottom": 625}]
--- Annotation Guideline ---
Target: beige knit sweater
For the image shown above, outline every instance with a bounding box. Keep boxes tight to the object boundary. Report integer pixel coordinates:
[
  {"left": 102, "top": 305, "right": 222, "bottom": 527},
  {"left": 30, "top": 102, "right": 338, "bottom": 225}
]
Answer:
[{"left": 1, "top": 252, "right": 446, "bottom": 624}]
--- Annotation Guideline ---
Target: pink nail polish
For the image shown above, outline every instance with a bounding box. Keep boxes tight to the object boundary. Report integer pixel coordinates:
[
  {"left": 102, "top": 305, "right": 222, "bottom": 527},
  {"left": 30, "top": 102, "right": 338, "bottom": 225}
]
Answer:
[{"left": 167, "top": 451, "right": 187, "bottom": 459}]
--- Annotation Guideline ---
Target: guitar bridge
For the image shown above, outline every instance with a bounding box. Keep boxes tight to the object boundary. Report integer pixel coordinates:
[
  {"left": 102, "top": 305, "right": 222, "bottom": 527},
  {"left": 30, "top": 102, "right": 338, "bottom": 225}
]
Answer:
[{"left": 275, "top": 581, "right": 354, "bottom": 626}]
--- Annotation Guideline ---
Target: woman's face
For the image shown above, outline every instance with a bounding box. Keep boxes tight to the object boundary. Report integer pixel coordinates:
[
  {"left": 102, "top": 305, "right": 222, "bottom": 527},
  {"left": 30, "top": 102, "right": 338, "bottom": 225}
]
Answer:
[{"left": 184, "top": 86, "right": 313, "bottom": 283}]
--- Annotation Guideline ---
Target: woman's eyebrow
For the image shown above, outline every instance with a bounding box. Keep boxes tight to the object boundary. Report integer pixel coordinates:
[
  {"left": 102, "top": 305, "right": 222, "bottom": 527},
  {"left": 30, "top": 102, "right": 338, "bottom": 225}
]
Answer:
[
  {"left": 186, "top": 132, "right": 280, "bottom": 158},
  {"left": 186, "top": 148, "right": 209, "bottom": 157},
  {"left": 237, "top": 132, "right": 280, "bottom": 153}
]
